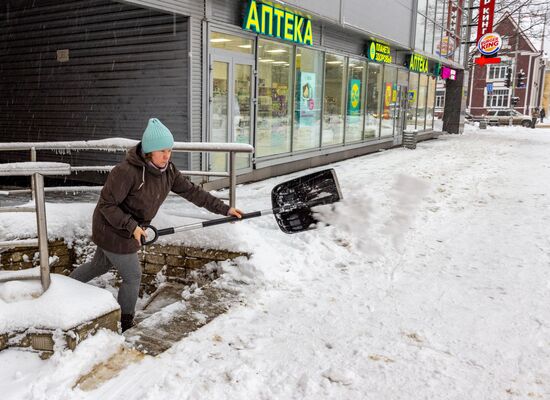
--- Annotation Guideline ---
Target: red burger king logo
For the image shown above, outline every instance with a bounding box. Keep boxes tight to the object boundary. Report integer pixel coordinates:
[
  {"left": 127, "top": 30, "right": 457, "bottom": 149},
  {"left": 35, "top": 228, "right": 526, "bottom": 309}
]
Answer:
[{"left": 477, "top": 32, "right": 502, "bottom": 56}]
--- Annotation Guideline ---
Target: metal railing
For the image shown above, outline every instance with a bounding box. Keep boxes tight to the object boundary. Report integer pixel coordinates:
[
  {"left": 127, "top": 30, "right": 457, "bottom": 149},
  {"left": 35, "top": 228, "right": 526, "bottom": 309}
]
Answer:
[
  {"left": 0, "top": 139, "right": 254, "bottom": 208},
  {"left": 0, "top": 162, "right": 72, "bottom": 293}
]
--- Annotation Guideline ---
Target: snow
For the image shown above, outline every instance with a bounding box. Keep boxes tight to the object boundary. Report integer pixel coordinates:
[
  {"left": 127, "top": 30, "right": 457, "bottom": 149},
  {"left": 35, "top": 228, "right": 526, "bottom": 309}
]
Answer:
[
  {"left": 0, "top": 271, "right": 119, "bottom": 332},
  {"left": 1, "top": 125, "right": 550, "bottom": 399}
]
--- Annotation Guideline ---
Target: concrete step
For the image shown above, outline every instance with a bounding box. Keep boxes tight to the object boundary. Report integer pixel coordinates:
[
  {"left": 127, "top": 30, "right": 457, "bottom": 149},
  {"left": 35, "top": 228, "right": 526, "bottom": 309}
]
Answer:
[
  {"left": 124, "top": 283, "right": 237, "bottom": 356},
  {"left": 74, "top": 283, "right": 238, "bottom": 391}
]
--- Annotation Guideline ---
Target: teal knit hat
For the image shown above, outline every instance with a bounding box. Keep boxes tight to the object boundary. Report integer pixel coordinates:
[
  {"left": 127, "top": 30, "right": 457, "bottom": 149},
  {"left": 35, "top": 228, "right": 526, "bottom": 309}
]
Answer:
[{"left": 141, "top": 118, "right": 174, "bottom": 153}]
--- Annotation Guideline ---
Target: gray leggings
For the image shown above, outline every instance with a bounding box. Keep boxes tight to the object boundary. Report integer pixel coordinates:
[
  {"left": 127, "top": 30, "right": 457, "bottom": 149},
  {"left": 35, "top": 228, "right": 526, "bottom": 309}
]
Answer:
[{"left": 70, "top": 247, "right": 141, "bottom": 315}]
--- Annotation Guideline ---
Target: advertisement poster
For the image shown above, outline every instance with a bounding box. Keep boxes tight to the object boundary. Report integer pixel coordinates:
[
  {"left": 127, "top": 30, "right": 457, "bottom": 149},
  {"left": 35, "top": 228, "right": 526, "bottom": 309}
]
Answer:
[
  {"left": 383, "top": 82, "right": 393, "bottom": 118},
  {"left": 298, "top": 72, "right": 316, "bottom": 126},
  {"left": 348, "top": 79, "right": 361, "bottom": 115}
]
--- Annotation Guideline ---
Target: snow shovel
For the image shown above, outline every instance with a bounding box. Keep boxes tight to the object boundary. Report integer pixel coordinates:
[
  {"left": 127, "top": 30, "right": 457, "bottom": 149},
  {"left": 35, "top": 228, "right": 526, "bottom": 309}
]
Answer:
[{"left": 141, "top": 168, "right": 342, "bottom": 245}]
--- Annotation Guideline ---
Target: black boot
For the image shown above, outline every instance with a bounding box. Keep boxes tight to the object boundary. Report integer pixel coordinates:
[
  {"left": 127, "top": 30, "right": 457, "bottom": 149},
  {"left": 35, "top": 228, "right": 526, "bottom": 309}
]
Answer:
[{"left": 120, "top": 314, "right": 135, "bottom": 333}]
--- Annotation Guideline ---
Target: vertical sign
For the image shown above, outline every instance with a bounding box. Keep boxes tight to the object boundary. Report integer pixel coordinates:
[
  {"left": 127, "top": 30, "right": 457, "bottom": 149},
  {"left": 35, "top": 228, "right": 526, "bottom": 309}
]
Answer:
[
  {"left": 348, "top": 79, "right": 361, "bottom": 115},
  {"left": 476, "top": 0, "right": 496, "bottom": 42}
]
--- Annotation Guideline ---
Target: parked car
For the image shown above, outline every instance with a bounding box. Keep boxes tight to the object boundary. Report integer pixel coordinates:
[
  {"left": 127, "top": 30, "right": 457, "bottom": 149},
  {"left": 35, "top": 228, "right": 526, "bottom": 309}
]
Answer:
[
  {"left": 464, "top": 111, "right": 487, "bottom": 123},
  {"left": 486, "top": 109, "right": 532, "bottom": 127}
]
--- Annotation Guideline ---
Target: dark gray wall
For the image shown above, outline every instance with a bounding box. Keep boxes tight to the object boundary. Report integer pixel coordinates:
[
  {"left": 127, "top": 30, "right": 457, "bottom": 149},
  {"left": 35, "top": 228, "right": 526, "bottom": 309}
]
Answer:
[
  {"left": 120, "top": 0, "right": 205, "bottom": 170},
  {"left": 0, "top": 0, "right": 189, "bottom": 168}
]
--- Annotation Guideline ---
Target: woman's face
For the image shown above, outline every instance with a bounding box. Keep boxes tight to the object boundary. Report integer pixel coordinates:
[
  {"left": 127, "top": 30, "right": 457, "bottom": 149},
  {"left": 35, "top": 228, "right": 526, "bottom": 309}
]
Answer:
[{"left": 150, "top": 149, "right": 172, "bottom": 168}]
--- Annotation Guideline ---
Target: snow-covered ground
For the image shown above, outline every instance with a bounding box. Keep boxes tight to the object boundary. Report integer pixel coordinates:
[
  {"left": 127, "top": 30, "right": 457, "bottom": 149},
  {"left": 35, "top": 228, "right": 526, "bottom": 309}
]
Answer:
[{"left": 1, "top": 125, "right": 550, "bottom": 399}]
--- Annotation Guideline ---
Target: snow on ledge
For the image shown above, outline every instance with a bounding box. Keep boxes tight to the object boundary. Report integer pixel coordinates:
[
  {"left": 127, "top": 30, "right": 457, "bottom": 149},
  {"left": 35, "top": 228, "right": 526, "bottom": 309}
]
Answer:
[
  {"left": 0, "top": 138, "right": 254, "bottom": 153},
  {"left": 0, "top": 271, "right": 119, "bottom": 332},
  {"left": 0, "top": 162, "right": 71, "bottom": 176}
]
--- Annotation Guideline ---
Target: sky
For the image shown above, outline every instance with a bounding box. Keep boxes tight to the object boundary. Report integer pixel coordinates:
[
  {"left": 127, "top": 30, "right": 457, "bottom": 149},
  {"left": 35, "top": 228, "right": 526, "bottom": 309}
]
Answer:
[{"left": 1, "top": 124, "right": 550, "bottom": 399}]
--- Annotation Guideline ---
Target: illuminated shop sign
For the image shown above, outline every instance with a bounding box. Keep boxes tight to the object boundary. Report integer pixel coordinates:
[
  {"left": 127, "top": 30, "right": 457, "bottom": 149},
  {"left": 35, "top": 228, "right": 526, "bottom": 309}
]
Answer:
[
  {"left": 366, "top": 41, "right": 393, "bottom": 64},
  {"left": 440, "top": 66, "right": 457, "bottom": 80},
  {"left": 406, "top": 54, "right": 429, "bottom": 73},
  {"left": 477, "top": 32, "right": 502, "bottom": 56},
  {"left": 476, "top": 0, "right": 496, "bottom": 42},
  {"left": 243, "top": 0, "right": 313, "bottom": 46}
]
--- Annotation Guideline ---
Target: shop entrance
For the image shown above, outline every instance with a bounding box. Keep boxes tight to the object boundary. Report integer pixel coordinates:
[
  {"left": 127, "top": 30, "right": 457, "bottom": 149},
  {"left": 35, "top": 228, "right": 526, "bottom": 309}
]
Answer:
[{"left": 208, "top": 34, "right": 255, "bottom": 173}]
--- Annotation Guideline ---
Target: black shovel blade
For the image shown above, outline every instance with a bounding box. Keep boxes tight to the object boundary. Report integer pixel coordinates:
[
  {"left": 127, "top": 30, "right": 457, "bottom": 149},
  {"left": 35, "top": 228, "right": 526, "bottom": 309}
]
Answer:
[{"left": 271, "top": 168, "right": 342, "bottom": 234}]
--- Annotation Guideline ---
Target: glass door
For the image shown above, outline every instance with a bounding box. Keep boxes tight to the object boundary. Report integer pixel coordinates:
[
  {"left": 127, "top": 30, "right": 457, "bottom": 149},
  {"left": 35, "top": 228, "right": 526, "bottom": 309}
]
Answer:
[
  {"left": 394, "top": 69, "right": 410, "bottom": 145},
  {"left": 209, "top": 55, "right": 254, "bottom": 173}
]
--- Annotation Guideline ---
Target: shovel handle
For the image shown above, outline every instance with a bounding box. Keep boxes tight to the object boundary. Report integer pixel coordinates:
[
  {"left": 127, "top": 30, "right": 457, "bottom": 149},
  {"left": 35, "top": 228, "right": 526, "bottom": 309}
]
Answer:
[
  {"left": 140, "top": 225, "right": 175, "bottom": 246},
  {"left": 202, "top": 211, "right": 262, "bottom": 227}
]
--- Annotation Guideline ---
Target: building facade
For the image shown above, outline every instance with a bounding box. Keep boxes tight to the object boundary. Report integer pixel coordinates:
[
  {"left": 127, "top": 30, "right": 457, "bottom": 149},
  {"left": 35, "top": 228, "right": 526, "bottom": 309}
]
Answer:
[
  {"left": 0, "top": 0, "right": 468, "bottom": 185},
  {"left": 468, "top": 13, "right": 542, "bottom": 117}
]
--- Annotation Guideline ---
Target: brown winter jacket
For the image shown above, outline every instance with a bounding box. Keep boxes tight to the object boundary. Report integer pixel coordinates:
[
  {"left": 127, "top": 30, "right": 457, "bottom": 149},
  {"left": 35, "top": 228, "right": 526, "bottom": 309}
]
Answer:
[{"left": 92, "top": 144, "right": 230, "bottom": 254}]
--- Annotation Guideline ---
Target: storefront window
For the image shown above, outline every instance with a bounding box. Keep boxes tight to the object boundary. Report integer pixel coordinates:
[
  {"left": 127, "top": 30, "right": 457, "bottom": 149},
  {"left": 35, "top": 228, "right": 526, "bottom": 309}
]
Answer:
[
  {"left": 322, "top": 53, "right": 346, "bottom": 146},
  {"left": 235, "top": 63, "right": 252, "bottom": 168},
  {"left": 396, "top": 69, "right": 409, "bottom": 135},
  {"left": 210, "top": 32, "right": 253, "bottom": 54},
  {"left": 407, "top": 72, "right": 419, "bottom": 130},
  {"left": 381, "top": 66, "right": 397, "bottom": 138},
  {"left": 210, "top": 61, "right": 229, "bottom": 172},
  {"left": 365, "top": 63, "right": 382, "bottom": 139},
  {"left": 427, "top": 0, "right": 437, "bottom": 21},
  {"left": 425, "top": 20, "right": 435, "bottom": 54},
  {"left": 418, "top": 0, "right": 427, "bottom": 14},
  {"left": 345, "top": 58, "right": 365, "bottom": 143},
  {"left": 293, "top": 47, "right": 323, "bottom": 151},
  {"left": 416, "top": 15, "right": 426, "bottom": 51},
  {"left": 437, "top": 28, "right": 444, "bottom": 58},
  {"left": 417, "top": 74, "right": 429, "bottom": 130},
  {"left": 426, "top": 76, "right": 436, "bottom": 129},
  {"left": 256, "top": 39, "right": 293, "bottom": 157}
]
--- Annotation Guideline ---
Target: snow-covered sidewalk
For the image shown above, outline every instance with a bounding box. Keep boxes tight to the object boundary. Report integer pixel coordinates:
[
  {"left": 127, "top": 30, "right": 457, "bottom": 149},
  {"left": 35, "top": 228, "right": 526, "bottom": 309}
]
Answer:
[{"left": 1, "top": 125, "right": 550, "bottom": 399}]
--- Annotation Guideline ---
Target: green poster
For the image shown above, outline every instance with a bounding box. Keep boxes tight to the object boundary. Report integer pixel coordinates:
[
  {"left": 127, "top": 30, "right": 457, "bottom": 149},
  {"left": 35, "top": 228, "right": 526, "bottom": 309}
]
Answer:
[{"left": 348, "top": 79, "right": 361, "bottom": 115}]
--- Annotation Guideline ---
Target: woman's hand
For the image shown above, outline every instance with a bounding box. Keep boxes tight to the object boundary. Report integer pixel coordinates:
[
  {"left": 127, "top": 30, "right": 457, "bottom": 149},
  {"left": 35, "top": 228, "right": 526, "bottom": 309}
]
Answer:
[
  {"left": 133, "top": 226, "right": 147, "bottom": 244},
  {"left": 227, "top": 207, "right": 243, "bottom": 218}
]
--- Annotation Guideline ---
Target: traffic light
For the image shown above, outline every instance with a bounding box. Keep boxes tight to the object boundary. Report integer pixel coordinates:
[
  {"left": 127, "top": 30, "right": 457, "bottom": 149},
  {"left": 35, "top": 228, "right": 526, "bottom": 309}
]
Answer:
[
  {"left": 511, "top": 96, "right": 519, "bottom": 106},
  {"left": 505, "top": 67, "right": 512, "bottom": 88},
  {"left": 517, "top": 70, "right": 526, "bottom": 88}
]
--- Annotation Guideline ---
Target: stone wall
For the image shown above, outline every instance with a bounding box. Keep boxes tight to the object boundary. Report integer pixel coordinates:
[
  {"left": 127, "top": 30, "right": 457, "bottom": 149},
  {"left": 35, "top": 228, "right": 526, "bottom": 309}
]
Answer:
[{"left": 0, "top": 238, "right": 248, "bottom": 293}]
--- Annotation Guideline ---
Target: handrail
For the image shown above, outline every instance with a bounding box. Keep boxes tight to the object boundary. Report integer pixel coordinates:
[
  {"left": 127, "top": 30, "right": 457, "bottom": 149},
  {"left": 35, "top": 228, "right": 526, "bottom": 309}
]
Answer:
[
  {"left": 0, "top": 139, "right": 254, "bottom": 208},
  {"left": 0, "top": 139, "right": 253, "bottom": 152},
  {"left": 0, "top": 162, "right": 72, "bottom": 293}
]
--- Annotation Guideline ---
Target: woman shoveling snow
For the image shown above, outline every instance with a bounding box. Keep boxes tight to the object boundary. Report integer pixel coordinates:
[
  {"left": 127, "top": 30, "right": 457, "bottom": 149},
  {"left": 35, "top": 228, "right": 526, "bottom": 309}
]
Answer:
[{"left": 70, "top": 118, "right": 242, "bottom": 332}]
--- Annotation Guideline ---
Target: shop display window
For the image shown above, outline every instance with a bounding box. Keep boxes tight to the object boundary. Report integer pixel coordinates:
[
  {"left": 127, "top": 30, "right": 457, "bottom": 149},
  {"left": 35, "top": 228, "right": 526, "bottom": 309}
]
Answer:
[
  {"left": 426, "top": 76, "right": 436, "bottom": 129},
  {"left": 345, "top": 58, "right": 366, "bottom": 143},
  {"left": 210, "top": 61, "right": 229, "bottom": 171},
  {"left": 322, "top": 53, "right": 346, "bottom": 146},
  {"left": 365, "top": 63, "right": 382, "bottom": 139},
  {"left": 407, "top": 72, "right": 419, "bottom": 131},
  {"left": 417, "top": 74, "right": 429, "bottom": 130},
  {"left": 210, "top": 32, "right": 254, "bottom": 54},
  {"left": 293, "top": 47, "right": 324, "bottom": 151},
  {"left": 256, "top": 39, "right": 293, "bottom": 157},
  {"left": 380, "top": 66, "right": 397, "bottom": 138}
]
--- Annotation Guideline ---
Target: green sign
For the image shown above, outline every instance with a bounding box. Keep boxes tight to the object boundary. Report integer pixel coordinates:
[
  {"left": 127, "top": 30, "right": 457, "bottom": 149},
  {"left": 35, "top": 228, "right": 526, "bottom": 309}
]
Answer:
[
  {"left": 243, "top": 0, "right": 313, "bottom": 46},
  {"left": 432, "top": 62, "right": 442, "bottom": 77},
  {"left": 366, "top": 41, "right": 392, "bottom": 64},
  {"left": 348, "top": 79, "right": 361, "bottom": 114},
  {"left": 407, "top": 54, "right": 429, "bottom": 73}
]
